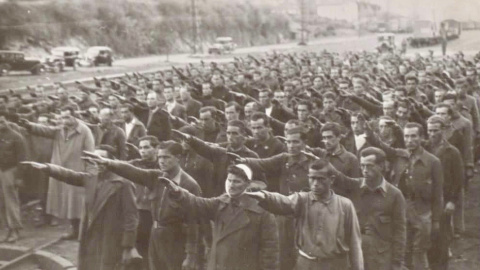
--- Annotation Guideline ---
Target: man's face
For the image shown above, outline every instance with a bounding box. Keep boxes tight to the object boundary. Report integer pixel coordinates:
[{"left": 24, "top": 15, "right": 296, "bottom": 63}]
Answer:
[
  {"left": 259, "top": 91, "right": 270, "bottom": 107},
  {"left": 382, "top": 102, "right": 396, "bottom": 118},
  {"left": 456, "top": 83, "right": 468, "bottom": 96},
  {"left": 136, "top": 90, "right": 146, "bottom": 102},
  {"left": 284, "top": 86, "right": 294, "bottom": 98},
  {"left": 212, "top": 75, "right": 222, "bottom": 87},
  {"left": 435, "top": 107, "right": 451, "bottom": 122},
  {"left": 323, "top": 98, "right": 336, "bottom": 112},
  {"left": 199, "top": 111, "right": 215, "bottom": 131},
  {"left": 57, "top": 89, "right": 67, "bottom": 99},
  {"left": 244, "top": 104, "right": 255, "bottom": 120},
  {"left": 286, "top": 133, "right": 305, "bottom": 156},
  {"left": 378, "top": 119, "right": 393, "bottom": 138},
  {"left": 427, "top": 122, "right": 443, "bottom": 144},
  {"left": 146, "top": 92, "right": 158, "bottom": 109},
  {"left": 322, "top": 130, "right": 340, "bottom": 152},
  {"left": 406, "top": 79, "right": 417, "bottom": 93},
  {"left": 301, "top": 78, "right": 311, "bottom": 88},
  {"left": 351, "top": 116, "right": 365, "bottom": 135},
  {"left": 202, "top": 84, "right": 212, "bottom": 96},
  {"left": 434, "top": 90, "right": 446, "bottom": 104},
  {"left": 157, "top": 149, "right": 179, "bottom": 172},
  {"left": 88, "top": 106, "right": 98, "bottom": 117},
  {"left": 330, "top": 68, "right": 340, "bottom": 79},
  {"left": 396, "top": 106, "right": 409, "bottom": 120},
  {"left": 225, "top": 173, "right": 249, "bottom": 198},
  {"left": 313, "top": 77, "right": 323, "bottom": 88},
  {"left": 404, "top": 127, "right": 421, "bottom": 151},
  {"left": 250, "top": 119, "right": 269, "bottom": 141},
  {"left": 443, "top": 98, "right": 456, "bottom": 108},
  {"left": 353, "top": 82, "right": 364, "bottom": 95},
  {"left": 108, "top": 96, "right": 119, "bottom": 108},
  {"left": 99, "top": 109, "right": 112, "bottom": 125},
  {"left": 360, "top": 155, "right": 382, "bottom": 182},
  {"left": 172, "top": 76, "right": 180, "bottom": 86},
  {"left": 164, "top": 88, "right": 174, "bottom": 102},
  {"left": 274, "top": 91, "right": 286, "bottom": 105},
  {"left": 297, "top": 104, "right": 310, "bottom": 121},
  {"left": 59, "top": 110, "right": 75, "bottom": 127},
  {"left": 308, "top": 168, "right": 332, "bottom": 197},
  {"left": 394, "top": 90, "right": 405, "bottom": 100},
  {"left": 120, "top": 108, "right": 132, "bottom": 122},
  {"left": 151, "top": 81, "right": 161, "bottom": 91},
  {"left": 226, "top": 125, "right": 244, "bottom": 149},
  {"left": 225, "top": 106, "right": 239, "bottom": 121},
  {"left": 138, "top": 140, "right": 156, "bottom": 161},
  {"left": 338, "top": 83, "right": 349, "bottom": 92}
]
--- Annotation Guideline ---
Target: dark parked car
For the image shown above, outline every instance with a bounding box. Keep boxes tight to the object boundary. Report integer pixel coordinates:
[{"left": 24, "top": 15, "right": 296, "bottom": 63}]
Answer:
[
  {"left": 85, "top": 46, "right": 113, "bottom": 67},
  {"left": 0, "top": 51, "right": 44, "bottom": 76},
  {"left": 44, "top": 47, "right": 81, "bottom": 72}
]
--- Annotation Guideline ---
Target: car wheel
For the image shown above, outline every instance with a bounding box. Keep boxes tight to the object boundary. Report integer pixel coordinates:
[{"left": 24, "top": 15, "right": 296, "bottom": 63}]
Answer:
[
  {"left": 0, "top": 64, "right": 10, "bottom": 76},
  {"left": 31, "top": 65, "right": 44, "bottom": 75}
]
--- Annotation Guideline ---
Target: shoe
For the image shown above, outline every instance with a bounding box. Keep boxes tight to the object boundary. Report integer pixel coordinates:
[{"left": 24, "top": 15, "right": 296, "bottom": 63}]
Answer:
[
  {"left": 6, "top": 231, "right": 19, "bottom": 243},
  {"left": 1, "top": 230, "right": 12, "bottom": 243},
  {"left": 61, "top": 231, "right": 79, "bottom": 241}
]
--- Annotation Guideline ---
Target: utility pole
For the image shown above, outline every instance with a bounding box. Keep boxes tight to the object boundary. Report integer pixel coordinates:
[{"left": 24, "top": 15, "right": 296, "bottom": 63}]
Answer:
[
  {"left": 299, "top": 0, "right": 306, "bottom": 45},
  {"left": 191, "top": 0, "right": 198, "bottom": 54}
]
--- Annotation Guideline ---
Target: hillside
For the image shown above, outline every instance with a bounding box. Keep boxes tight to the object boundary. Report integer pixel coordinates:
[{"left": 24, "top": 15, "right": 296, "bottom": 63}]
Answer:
[{"left": 0, "top": 0, "right": 292, "bottom": 57}]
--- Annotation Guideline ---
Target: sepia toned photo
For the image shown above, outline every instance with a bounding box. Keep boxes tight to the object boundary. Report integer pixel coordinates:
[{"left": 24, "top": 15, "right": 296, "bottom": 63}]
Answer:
[{"left": 0, "top": 0, "right": 479, "bottom": 269}]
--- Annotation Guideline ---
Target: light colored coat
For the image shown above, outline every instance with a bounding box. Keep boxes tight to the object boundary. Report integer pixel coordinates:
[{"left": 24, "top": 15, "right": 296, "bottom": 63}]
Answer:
[{"left": 27, "top": 120, "right": 95, "bottom": 219}]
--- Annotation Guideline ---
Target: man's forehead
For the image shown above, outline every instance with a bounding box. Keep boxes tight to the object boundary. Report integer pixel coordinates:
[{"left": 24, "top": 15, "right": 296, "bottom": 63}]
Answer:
[
  {"left": 139, "top": 140, "right": 152, "bottom": 147},
  {"left": 404, "top": 127, "right": 419, "bottom": 135},
  {"left": 360, "top": 154, "right": 376, "bottom": 164},
  {"left": 226, "top": 125, "right": 241, "bottom": 133},
  {"left": 308, "top": 168, "right": 329, "bottom": 177}
]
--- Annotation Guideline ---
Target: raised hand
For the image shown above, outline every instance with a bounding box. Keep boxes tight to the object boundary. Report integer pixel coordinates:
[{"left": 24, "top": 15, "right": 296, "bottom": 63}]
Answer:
[
  {"left": 226, "top": 152, "right": 246, "bottom": 164},
  {"left": 82, "top": 151, "right": 109, "bottom": 165},
  {"left": 20, "top": 161, "right": 48, "bottom": 170},
  {"left": 172, "top": 129, "right": 192, "bottom": 141}
]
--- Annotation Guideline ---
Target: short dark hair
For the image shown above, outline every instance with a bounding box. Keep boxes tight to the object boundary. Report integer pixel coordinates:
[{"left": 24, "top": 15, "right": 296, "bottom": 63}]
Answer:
[
  {"left": 323, "top": 91, "right": 336, "bottom": 100},
  {"left": 296, "top": 100, "right": 312, "bottom": 111},
  {"left": 320, "top": 122, "right": 341, "bottom": 137},
  {"left": 309, "top": 159, "right": 333, "bottom": 175},
  {"left": 226, "top": 101, "right": 242, "bottom": 113},
  {"left": 158, "top": 140, "right": 183, "bottom": 156},
  {"left": 227, "top": 120, "right": 247, "bottom": 135},
  {"left": 138, "top": 135, "right": 160, "bottom": 148},
  {"left": 434, "top": 103, "right": 454, "bottom": 116},
  {"left": 199, "top": 106, "right": 216, "bottom": 116},
  {"left": 442, "top": 92, "right": 458, "bottom": 102},
  {"left": 360, "top": 147, "right": 386, "bottom": 165},
  {"left": 404, "top": 122, "right": 424, "bottom": 136},
  {"left": 250, "top": 112, "right": 270, "bottom": 127}
]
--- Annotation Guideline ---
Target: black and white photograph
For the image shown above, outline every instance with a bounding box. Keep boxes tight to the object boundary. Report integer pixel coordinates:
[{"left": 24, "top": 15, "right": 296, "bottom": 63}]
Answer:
[{"left": 0, "top": 0, "right": 479, "bottom": 269}]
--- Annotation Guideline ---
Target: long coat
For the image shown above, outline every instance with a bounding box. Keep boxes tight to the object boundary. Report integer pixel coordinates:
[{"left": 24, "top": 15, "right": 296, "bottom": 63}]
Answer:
[
  {"left": 174, "top": 192, "right": 279, "bottom": 270},
  {"left": 27, "top": 120, "right": 95, "bottom": 219},
  {"left": 47, "top": 164, "right": 138, "bottom": 270}
]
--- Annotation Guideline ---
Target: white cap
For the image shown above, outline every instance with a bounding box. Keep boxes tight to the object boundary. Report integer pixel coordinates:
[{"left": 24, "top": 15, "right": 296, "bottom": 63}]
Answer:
[{"left": 234, "top": 164, "right": 252, "bottom": 181}]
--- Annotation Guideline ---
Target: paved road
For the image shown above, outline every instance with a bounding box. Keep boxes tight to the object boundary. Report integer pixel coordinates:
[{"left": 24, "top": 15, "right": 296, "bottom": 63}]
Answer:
[{"left": 1, "top": 31, "right": 480, "bottom": 91}]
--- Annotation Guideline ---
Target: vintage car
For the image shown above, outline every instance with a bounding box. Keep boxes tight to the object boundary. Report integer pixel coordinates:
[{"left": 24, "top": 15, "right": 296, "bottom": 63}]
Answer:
[
  {"left": 208, "top": 37, "right": 236, "bottom": 55},
  {"left": 85, "top": 46, "right": 114, "bottom": 66},
  {"left": 44, "top": 47, "right": 81, "bottom": 72},
  {"left": 0, "top": 50, "right": 45, "bottom": 76},
  {"left": 377, "top": 33, "right": 396, "bottom": 52}
]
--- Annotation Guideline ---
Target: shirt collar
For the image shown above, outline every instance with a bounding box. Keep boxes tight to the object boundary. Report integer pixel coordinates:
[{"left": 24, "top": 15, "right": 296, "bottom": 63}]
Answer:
[
  {"left": 360, "top": 178, "right": 387, "bottom": 197},
  {"left": 310, "top": 191, "right": 336, "bottom": 213},
  {"left": 409, "top": 146, "right": 428, "bottom": 165},
  {"left": 328, "top": 145, "right": 346, "bottom": 160}
]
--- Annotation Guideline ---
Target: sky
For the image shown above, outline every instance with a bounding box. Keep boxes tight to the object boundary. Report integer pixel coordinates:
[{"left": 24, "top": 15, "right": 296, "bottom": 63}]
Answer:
[{"left": 369, "top": 0, "right": 480, "bottom": 21}]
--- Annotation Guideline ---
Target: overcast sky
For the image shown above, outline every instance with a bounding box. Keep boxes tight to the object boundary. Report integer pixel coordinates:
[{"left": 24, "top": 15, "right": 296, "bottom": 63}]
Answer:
[{"left": 368, "top": 0, "right": 480, "bottom": 21}]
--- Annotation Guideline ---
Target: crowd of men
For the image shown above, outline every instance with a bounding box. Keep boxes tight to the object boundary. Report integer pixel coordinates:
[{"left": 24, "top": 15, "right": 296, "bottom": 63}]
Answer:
[{"left": 1, "top": 47, "right": 479, "bottom": 270}]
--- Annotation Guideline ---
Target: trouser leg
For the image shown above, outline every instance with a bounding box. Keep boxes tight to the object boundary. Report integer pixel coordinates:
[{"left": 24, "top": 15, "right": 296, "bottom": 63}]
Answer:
[
  {"left": 454, "top": 188, "right": 465, "bottom": 234},
  {"left": 0, "top": 168, "right": 22, "bottom": 230},
  {"left": 136, "top": 210, "right": 152, "bottom": 270}
]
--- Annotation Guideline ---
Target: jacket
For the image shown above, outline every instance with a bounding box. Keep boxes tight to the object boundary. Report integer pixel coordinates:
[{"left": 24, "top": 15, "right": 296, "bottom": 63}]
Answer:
[
  {"left": 47, "top": 164, "right": 138, "bottom": 270},
  {"left": 172, "top": 192, "right": 279, "bottom": 270}
]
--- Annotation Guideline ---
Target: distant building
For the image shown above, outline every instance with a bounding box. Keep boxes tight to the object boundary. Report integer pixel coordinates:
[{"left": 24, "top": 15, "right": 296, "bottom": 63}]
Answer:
[{"left": 316, "top": 0, "right": 381, "bottom": 30}]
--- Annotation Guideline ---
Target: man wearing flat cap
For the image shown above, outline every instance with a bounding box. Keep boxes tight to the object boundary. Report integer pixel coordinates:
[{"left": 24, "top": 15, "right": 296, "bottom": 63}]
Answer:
[{"left": 160, "top": 163, "right": 280, "bottom": 270}]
